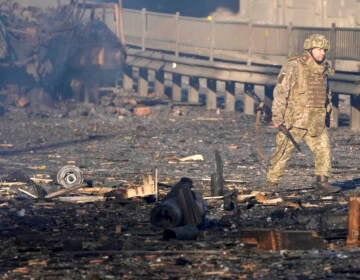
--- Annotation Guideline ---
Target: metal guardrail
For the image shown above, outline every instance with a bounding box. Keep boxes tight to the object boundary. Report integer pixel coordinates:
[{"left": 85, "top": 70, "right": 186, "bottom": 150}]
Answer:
[
  {"left": 123, "top": 8, "right": 360, "bottom": 71},
  {"left": 119, "top": 8, "right": 360, "bottom": 131}
]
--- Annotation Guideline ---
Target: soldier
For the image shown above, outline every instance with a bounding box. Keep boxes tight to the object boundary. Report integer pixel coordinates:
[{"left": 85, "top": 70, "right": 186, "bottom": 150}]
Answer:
[{"left": 266, "top": 34, "right": 340, "bottom": 194}]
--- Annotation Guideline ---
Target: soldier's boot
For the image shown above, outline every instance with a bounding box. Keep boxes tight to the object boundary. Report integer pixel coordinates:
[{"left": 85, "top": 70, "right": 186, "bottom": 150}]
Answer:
[{"left": 314, "top": 176, "right": 341, "bottom": 194}]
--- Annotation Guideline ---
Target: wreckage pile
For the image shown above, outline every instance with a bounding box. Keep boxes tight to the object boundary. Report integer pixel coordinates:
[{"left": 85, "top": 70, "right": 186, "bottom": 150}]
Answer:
[
  {"left": 0, "top": 1, "right": 125, "bottom": 116},
  {"left": 0, "top": 94, "right": 359, "bottom": 278}
]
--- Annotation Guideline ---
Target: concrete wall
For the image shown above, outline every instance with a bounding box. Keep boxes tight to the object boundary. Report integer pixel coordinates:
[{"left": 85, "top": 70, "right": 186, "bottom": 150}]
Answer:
[
  {"left": 21, "top": 0, "right": 360, "bottom": 27},
  {"left": 238, "top": 0, "right": 360, "bottom": 27}
]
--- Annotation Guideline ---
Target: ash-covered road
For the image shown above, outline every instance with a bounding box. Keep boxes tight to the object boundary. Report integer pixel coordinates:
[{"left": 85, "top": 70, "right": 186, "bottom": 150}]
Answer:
[{"left": 0, "top": 98, "right": 359, "bottom": 279}]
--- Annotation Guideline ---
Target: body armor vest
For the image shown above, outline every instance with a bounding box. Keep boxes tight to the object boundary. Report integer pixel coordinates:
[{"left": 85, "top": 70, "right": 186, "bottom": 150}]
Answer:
[
  {"left": 291, "top": 52, "right": 327, "bottom": 108},
  {"left": 284, "top": 52, "right": 331, "bottom": 136}
]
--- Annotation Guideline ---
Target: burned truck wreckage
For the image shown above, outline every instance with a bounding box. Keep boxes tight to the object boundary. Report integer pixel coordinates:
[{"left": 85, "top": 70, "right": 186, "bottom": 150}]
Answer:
[{"left": 0, "top": 1, "right": 126, "bottom": 116}]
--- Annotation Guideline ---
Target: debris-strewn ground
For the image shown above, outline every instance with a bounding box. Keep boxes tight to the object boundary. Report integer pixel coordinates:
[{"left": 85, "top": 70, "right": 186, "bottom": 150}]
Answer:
[{"left": 0, "top": 91, "right": 359, "bottom": 279}]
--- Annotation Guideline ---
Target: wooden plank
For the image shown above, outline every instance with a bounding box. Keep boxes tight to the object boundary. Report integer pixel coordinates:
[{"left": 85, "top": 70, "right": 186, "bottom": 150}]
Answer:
[
  {"left": 78, "top": 187, "right": 114, "bottom": 195},
  {"left": 0, "top": 182, "right": 26, "bottom": 186},
  {"left": 45, "top": 184, "right": 88, "bottom": 199},
  {"left": 346, "top": 196, "right": 360, "bottom": 247},
  {"left": 55, "top": 196, "right": 106, "bottom": 203}
]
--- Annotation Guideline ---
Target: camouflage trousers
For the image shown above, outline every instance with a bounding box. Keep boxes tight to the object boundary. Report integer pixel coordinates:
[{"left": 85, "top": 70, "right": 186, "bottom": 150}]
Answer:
[{"left": 266, "top": 127, "right": 331, "bottom": 183}]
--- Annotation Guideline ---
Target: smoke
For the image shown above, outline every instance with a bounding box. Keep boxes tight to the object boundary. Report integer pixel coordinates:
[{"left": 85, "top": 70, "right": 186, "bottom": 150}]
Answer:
[
  {"left": 122, "top": 0, "right": 239, "bottom": 17},
  {"left": 0, "top": 1, "right": 125, "bottom": 102}
]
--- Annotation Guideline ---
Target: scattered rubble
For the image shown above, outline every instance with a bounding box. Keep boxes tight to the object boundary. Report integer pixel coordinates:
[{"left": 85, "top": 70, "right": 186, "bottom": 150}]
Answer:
[
  {"left": 0, "top": 94, "right": 359, "bottom": 278},
  {"left": 0, "top": 2, "right": 359, "bottom": 278}
]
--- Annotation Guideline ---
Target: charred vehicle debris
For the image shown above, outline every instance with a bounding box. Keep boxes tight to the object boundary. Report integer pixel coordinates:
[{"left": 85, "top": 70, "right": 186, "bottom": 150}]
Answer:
[
  {"left": 0, "top": 1, "right": 360, "bottom": 279},
  {"left": 0, "top": 0, "right": 126, "bottom": 116}
]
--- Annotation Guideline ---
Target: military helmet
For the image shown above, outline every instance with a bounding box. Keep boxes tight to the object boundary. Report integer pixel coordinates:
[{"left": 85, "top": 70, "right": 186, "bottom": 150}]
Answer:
[{"left": 303, "top": 34, "right": 330, "bottom": 50}]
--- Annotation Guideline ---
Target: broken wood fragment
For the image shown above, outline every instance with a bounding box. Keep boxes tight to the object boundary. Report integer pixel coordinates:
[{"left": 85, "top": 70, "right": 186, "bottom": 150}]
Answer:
[
  {"left": 179, "top": 154, "right": 204, "bottom": 162},
  {"left": 27, "top": 259, "right": 47, "bottom": 267},
  {"left": 0, "top": 143, "right": 14, "bottom": 147},
  {"left": 30, "top": 177, "right": 53, "bottom": 184},
  {"left": 236, "top": 191, "right": 283, "bottom": 204},
  {"left": 115, "top": 225, "right": 122, "bottom": 234},
  {"left": 125, "top": 174, "right": 155, "bottom": 198},
  {"left": 210, "top": 150, "right": 224, "bottom": 196},
  {"left": 239, "top": 229, "right": 327, "bottom": 250},
  {"left": 255, "top": 193, "right": 283, "bottom": 205},
  {"left": 55, "top": 195, "right": 106, "bottom": 203},
  {"left": 133, "top": 106, "right": 151, "bottom": 116},
  {"left": 44, "top": 183, "right": 88, "bottom": 199},
  {"left": 203, "top": 195, "right": 224, "bottom": 200},
  {"left": 0, "top": 181, "right": 26, "bottom": 186},
  {"left": 18, "top": 188, "right": 38, "bottom": 199},
  {"left": 78, "top": 187, "right": 114, "bottom": 195},
  {"left": 154, "top": 168, "right": 159, "bottom": 201},
  {"left": 284, "top": 201, "right": 301, "bottom": 209},
  {"left": 346, "top": 195, "right": 359, "bottom": 247},
  {"left": 236, "top": 191, "right": 261, "bottom": 202}
]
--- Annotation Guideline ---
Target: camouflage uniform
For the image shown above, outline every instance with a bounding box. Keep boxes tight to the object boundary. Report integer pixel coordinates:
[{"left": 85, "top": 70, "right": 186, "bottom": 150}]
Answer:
[{"left": 267, "top": 39, "right": 333, "bottom": 184}]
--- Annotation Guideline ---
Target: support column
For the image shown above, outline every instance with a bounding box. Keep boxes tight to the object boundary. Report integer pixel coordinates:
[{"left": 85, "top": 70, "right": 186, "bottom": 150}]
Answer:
[
  {"left": 122, "top": 65, "right": 133, "bottom": 92},
  {"left": 244, "top": 83, "right": 255, "bottom": 115},
  {"left": 264, "top": 85, "right": 274, "bottom": 109},
  {"left": 172, "top": 73, "right": 182, "bottom": 102},
  {"left": 188, "top": 76, "right": 200, "bottom": 104},
  {"left": 350, "top": 95, "right": 360, "bottom": 131},
  {"left": 206, "top": 79, "right": 217, "bottom": 110},
  {"left": 138, "top": 67, "right": 148, "bottom": 97},
  {"left": 154, "top": 69, "right": 165, "bottom": 97},
  {"left": 225, "top": 81, "right": 235, "bottom": 112},
  {"left": 254, "top": 85, "right": 265, "bottom": 101}
]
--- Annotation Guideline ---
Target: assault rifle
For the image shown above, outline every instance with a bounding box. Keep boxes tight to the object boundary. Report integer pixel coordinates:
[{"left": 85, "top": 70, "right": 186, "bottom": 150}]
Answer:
[
  {"left": 324, "top": 61, "right": 334, "bottom": 128},
  {"left": 255, "top": 92, "right": 302, "bottom": 160},
  {"left": 278, "top": 124, "right": 302, "bottom": 152},
  {"left": 325, "top": 108, "right": 331, "bottom": 128}
]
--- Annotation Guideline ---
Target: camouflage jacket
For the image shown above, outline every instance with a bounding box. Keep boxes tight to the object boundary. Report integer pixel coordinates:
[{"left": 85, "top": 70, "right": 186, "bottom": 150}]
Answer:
[{"left": 271, "top": 51, "right": 333, "bottom": 136}]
